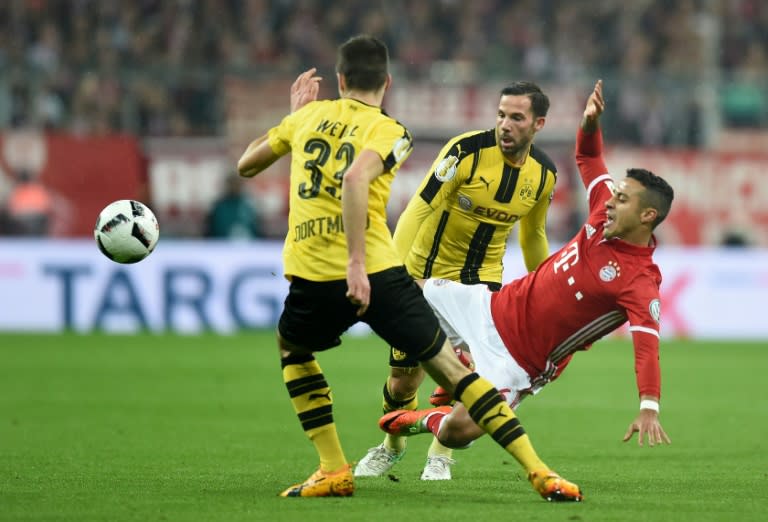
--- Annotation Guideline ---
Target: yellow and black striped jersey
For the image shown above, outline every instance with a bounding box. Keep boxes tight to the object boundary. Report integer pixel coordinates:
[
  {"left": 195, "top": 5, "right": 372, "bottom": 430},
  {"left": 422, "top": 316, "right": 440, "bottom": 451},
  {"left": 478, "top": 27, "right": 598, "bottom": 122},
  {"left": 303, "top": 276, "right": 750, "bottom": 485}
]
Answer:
[
  {"left": 268, "top": 97, "right": 413, "bottom": 281},
  {"left": 394, "top": 128, "right": 556, "bottom": 284}
]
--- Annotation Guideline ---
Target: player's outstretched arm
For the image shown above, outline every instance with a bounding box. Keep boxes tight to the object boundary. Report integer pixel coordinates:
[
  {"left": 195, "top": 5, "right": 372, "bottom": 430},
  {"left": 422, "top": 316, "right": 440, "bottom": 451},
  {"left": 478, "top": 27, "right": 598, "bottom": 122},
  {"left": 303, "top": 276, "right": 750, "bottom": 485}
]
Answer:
[
  {"left": 290, "top": 67, "right": 322, "bottom": 113},
  {"left": 581, "top": 79, "right": 604, "bottom": 133},
  {"left": 575, "top": 80, "right": 608, "bottom": 184},
  {"left": 622, "top": 397, "right": 672, "bottom": 447}
]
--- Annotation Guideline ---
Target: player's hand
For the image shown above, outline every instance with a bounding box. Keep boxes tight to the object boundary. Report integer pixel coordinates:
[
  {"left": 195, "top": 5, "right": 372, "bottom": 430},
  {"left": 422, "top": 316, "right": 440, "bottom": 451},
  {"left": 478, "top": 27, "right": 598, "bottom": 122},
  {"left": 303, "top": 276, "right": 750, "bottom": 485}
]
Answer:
[
  {"left": 583, "top": 79, "right": 605, "bottom": 122},
  {"left": 622, "top": 409, "right": 671, "bottom": 447},
  {"left": 346, "top": 261, "right": 370, "bottom": 316},
  {"left": 291, "top": 67, "right": 322, "bottom": 112}
]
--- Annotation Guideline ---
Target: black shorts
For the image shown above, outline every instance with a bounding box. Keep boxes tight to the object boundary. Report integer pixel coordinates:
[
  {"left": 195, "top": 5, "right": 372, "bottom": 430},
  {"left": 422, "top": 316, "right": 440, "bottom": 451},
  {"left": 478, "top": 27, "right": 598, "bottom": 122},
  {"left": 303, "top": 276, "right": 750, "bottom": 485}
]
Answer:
[
  {"left": 278, "top": 266, "right": 446, "bottom": 362},
  {"left": 388, "top": 280, "right": 501, "bottom": 368}
]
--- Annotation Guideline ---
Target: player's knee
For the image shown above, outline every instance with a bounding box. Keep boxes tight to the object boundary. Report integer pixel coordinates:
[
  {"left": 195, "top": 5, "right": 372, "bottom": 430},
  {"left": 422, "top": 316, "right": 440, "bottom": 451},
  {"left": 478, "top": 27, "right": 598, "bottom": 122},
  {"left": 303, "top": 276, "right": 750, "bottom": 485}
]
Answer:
[
  {"left": 276, "top": 331, "right": 291, "bottom": 356},
  {"left": 438, "top": 434, "right": 475, "bottom": 450},
  {"left": 277, "top": 330, "right": 310, "bottom": 359},
  {"left": 435, "top": 424, "right": 467, "bottom": 448},
  {"left": 388, "top": 367, "right": 423, "bottom": 399},
  {"left": 435, "top": 407, "right": 482, "bottom": 448},
  {"left": 437, "top": 422, "right": 480, "bottom": 449}
]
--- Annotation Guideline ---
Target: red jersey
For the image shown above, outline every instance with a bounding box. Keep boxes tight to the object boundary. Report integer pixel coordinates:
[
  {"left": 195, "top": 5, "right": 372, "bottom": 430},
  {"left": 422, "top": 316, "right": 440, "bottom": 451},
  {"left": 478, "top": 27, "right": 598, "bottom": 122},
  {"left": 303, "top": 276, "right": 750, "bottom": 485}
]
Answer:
[{"left": 490, "top": 127, "right": 662, "bottom": 398}]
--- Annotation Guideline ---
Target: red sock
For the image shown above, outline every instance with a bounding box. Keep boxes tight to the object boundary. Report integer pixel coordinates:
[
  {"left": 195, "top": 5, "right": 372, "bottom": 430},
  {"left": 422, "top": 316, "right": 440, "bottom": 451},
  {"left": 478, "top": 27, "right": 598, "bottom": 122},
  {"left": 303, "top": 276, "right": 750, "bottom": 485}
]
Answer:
[
  {"left": 456, "top": 351, "right": 473, "bottom": 370},
  {"left": 425, "top": 410, "right": 449, "bottom": 436}
]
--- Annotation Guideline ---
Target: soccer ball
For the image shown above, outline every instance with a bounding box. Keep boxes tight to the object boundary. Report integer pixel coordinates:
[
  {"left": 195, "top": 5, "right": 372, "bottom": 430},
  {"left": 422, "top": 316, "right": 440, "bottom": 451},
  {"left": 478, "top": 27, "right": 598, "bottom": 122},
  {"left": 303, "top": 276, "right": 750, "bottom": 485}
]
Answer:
[{"left": 94, "top": 200, "right": 159, "bottom": 264}]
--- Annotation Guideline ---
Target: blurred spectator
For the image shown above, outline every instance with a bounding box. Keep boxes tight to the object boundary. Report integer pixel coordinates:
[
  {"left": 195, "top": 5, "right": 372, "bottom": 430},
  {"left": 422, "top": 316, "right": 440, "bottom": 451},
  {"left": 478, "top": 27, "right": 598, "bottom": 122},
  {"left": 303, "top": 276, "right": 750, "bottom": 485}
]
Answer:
[
  {"left": 721, "top": 41, "right": 768, "bottom": 128},
  {"left": 3, "top": 169, "right": 53, "bottom": 236},
  {"left": 204, "top": 174, "right": 262, "bottom": 239},
  {"left": 69, "top": 71, "right": 120, "bottom": 135},
  {"left": 0, "top": 0, "right": 765, "bottom": 141},
  {"left": 720, "top": 229, "right": 752, "bottom": 248},
  {"left": 1, "top": 0, "right": 766, "bottom": 245},
  {"left": 27, "top": 20, "right": 61, "bottom": 75}
]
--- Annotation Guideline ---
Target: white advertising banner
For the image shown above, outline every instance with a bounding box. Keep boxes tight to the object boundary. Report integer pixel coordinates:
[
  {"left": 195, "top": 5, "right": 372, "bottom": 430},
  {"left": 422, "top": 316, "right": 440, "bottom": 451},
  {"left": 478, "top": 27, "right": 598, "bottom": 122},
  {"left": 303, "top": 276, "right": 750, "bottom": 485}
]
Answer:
[
  {"left": 1, "top": 239, "right": 766, "bottom": 339},
  {"left": 0, "top": 239, "right": 288, "bottom": 334}
]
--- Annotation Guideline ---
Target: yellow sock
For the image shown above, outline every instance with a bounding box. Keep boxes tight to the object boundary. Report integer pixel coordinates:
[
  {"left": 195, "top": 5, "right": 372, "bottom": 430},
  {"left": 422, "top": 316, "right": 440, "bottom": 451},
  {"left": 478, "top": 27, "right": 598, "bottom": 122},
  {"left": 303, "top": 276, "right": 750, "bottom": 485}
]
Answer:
[
  {"left": 427, "top": 437, "right": 453, "bottom": 458},
  {"left": 455, "top": 373, "right": 547, "bottom": 473},
  {"left": 309, "top": 425, "right": 346, "bottom": 472},
  {"left": 282, "top": 355, "right": 347, "bottom": 472}
]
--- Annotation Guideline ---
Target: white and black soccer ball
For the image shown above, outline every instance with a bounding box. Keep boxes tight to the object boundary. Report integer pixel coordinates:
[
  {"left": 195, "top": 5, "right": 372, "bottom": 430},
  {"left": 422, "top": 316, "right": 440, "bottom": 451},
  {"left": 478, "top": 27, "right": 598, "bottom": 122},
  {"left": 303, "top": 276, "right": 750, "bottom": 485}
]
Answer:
[{"left": 94, "top": 200, "right": 159, "bottom": 264}]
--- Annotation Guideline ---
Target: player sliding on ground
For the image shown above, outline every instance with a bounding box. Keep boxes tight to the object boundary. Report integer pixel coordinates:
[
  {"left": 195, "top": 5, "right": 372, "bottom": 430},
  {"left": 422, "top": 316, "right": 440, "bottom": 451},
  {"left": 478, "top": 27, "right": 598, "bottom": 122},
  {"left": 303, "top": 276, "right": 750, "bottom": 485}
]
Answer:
[
  {"left": 355, "top": 81, "right": 558, "bottom": 482},
  {"left": 380, "top": 80, "right": 674, "bottom": 480}
]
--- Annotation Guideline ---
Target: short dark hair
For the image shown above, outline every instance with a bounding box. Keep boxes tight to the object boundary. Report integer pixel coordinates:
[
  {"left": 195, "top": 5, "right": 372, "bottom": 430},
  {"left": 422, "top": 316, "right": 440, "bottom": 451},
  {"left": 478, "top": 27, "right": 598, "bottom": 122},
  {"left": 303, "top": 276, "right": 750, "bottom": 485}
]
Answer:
[
  {"left": 500, "top": 81, "right": 550, "bottom": 118},
  {"left": 336, "top": 35, "right": 389, "bottom": 92},
  {"left": 626, "top": 168, "right": 674, "bottom": 229}
]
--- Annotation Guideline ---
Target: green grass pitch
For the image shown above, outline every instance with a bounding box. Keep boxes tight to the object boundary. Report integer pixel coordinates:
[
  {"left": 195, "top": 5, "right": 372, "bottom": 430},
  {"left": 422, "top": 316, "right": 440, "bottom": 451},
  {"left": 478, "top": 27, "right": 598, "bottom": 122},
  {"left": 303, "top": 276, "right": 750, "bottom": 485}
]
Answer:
[{"left": 1, "top": 332, "right": 766, "bottom": 521}]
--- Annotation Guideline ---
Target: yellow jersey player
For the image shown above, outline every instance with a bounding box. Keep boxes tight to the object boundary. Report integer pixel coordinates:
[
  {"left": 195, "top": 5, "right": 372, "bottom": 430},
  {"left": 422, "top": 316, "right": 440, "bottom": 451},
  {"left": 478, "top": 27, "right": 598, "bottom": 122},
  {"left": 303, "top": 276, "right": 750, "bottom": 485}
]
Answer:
[
  {"left": 238, "top": 35, "right": 580, "bottom": 501},
  {"left": 355, "top": 82, "right": 557, "bottom": 481}
]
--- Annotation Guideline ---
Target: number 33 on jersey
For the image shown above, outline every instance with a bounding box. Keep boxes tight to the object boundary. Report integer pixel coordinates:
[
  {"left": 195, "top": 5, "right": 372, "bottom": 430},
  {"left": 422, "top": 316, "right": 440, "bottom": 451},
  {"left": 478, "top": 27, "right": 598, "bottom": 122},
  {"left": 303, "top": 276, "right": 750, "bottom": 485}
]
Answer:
[{"left": 268, "top": 97, "right": 413, "bottom": 281}]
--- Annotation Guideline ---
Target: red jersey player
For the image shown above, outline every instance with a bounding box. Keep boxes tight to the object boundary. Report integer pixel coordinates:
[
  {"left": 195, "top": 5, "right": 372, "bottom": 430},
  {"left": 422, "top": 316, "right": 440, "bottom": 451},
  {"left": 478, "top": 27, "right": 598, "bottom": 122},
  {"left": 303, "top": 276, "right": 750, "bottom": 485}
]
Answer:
[{"left": 380, "top": 80, "right": 674, "bottom": 457}]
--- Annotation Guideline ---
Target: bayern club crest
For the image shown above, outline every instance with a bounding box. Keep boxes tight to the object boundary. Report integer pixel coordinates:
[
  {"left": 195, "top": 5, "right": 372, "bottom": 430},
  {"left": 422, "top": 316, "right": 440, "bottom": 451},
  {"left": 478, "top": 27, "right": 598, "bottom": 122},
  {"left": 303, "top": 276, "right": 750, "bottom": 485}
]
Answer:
[{"left": 599, "top": 260, "right": 621, "bottom": 282}]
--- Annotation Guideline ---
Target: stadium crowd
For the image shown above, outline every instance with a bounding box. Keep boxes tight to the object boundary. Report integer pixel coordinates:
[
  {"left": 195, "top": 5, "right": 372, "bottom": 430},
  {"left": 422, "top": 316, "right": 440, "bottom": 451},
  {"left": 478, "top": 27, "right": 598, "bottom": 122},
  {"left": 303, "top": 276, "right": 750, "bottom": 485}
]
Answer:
[{"left": 0, "top": 0, "right": 767, "bottom": 141}]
